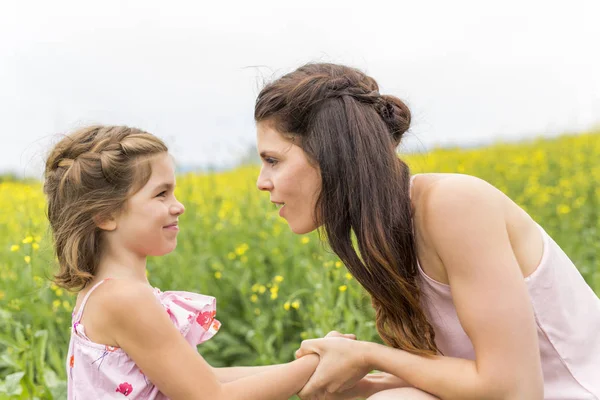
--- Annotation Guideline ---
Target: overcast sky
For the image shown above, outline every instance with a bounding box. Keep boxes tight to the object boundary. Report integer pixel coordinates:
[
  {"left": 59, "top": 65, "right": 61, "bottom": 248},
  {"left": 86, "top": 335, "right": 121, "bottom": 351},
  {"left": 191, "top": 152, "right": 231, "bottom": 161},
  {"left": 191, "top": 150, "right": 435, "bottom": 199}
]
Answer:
[{"left": 1, "top": 0, "right": 598, "bottom": 177}]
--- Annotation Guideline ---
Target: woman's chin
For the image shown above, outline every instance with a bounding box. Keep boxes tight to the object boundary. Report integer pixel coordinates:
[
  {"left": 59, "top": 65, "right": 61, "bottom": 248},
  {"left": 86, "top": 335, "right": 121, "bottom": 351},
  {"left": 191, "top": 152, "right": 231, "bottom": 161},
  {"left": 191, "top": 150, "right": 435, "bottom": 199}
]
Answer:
[{"left": 289, "top": 222, "right": 318, "bottom": 235}]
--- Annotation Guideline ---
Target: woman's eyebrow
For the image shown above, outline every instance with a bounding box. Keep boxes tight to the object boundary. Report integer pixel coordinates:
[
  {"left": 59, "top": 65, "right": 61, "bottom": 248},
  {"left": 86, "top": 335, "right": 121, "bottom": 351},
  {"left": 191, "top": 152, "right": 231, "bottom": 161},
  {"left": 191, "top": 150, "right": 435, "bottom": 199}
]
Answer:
[{"left": 259, "top": 151, "right": 277, "bottom": 158}]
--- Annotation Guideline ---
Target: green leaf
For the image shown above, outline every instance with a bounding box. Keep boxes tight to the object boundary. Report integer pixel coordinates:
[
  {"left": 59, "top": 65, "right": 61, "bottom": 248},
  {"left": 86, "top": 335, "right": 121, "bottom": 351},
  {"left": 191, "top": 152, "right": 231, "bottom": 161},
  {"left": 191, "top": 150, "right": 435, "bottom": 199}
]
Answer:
[
  {"left": 49, "top": 382, "right": 67, "bottom": 400},
  {"left": 34, "top": 330, "right": 48, "bottom": 377},
  {"left": 42, "top": 369, "right": 59, "bottom": 388},
  {"left": 0, "top": 353, "right": 20, "bottom": 370},
  {"left": 2, "top": 371, "right": 25, "bottom": 395}
]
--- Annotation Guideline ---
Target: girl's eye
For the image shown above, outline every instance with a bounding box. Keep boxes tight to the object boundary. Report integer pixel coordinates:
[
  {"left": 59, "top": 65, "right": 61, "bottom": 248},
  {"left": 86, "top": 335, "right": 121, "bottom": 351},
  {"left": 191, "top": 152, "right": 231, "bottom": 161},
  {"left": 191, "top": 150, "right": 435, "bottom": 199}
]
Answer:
[{"left": 156, "top": 191, "right": 167, "bottom": 197}]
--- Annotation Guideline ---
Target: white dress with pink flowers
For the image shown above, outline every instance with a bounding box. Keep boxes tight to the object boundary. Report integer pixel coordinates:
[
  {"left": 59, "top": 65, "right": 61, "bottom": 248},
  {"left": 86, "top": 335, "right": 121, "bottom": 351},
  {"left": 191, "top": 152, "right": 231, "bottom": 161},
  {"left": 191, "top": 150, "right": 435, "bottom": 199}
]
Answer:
[{"left": 67, "top": 279, "right": 221, "bottom": 399}]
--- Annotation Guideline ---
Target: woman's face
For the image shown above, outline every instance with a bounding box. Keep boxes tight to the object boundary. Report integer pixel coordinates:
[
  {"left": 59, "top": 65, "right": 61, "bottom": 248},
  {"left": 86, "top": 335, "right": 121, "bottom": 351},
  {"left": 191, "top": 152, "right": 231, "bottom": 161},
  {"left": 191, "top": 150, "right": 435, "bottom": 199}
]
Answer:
[{"left": 256, "top": 121, "right": 321, "bottom": 235}]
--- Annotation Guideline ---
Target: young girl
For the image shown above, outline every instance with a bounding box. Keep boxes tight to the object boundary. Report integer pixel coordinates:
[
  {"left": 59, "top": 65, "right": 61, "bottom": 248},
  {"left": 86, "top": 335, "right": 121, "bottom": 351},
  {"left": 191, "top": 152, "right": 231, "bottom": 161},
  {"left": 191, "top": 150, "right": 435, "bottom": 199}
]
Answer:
[
  {"left": 254, "top": 63, "right": 600, "bottom": 399},
  {"left": 43, "top": 125, "right": 319, "bottom": 399}
]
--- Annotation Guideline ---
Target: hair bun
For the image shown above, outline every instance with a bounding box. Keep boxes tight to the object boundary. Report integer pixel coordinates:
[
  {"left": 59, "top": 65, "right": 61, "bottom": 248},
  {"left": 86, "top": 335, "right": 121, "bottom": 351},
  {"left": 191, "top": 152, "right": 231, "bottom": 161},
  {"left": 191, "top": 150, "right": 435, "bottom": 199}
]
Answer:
[{"left": 379, "top": 95, "right": 411, "bottom": 144}]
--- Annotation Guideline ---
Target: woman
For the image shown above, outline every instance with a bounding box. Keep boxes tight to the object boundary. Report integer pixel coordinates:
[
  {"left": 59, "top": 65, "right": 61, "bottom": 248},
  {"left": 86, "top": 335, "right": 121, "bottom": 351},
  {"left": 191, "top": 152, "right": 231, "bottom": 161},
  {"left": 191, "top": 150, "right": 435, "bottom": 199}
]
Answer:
[{"left": 254, "top": 63, "right": 600, "bottom": 399}]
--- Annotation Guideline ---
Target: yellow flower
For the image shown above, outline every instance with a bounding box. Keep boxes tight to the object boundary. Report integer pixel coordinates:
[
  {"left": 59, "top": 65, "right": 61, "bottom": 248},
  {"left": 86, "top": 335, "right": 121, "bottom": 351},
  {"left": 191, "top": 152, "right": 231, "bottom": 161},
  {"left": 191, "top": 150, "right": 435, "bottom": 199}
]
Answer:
[
  {"left": 235, "top": 243, "right": 249, "bottom": 256},
  {"left": 338, "top": 285, "right": 348, "bottom": 292},
  {"left": 251, "top": 283, "right": 260, "bottom": 292},
  {"left": 32, "top": 243, "right": 40, "bottom": 250},
  {"left": 557, "top": 204, "right": 571, "bottom": 214},
  {"left": 214, "top": 271, "right": 222, "bottom": 279},
  {"left": 10, "top": 245, "right": 19, "bottom": 252},
  {"left": 270, "top": 286, "right": 279, "bottom": 300},
  {"left": 34, "top": 235, "right": 42, "bottom": 242},
  {"left": 52, "top": 299, "right": 61, "bottom": 311},
  {"left": 345, "top": 273, "right": 353, "bottom": 280},
  {"left": 284, "top": 302, "right": 291, "bottom": 311},
  {"left": 258, "top": 285, "right": 266, "bottom": 294},
  {"left": 335, "top": 261, "right": 342, "bottom": 268},
  {"left": 22, "top": 236, "right": 33, "bottom": 244},
  {"left": 227, "top": 252, "right": 236, "bottom": 260},
  {"left": 291, "top": 300, "right": 300, "bottom": 309},
  {"left": 300, "top": 331, "right": 308, "bottom": 339},
  {"left": 0, "top": 291, "right": 5, "bottom": 300},
  {"left": 250, "top": 294, "right": 258, "bottom": 303},
  {"left": 301, "top": 237, "right": 310, "bottom": 244},
  {"left": 55, "top": 288, "right": 63, "bottom": 297},
  {"left": 274, "top": 275, "right": 284, "bottom": 283},
  {"left": 63, "top": 300, "right": 71, "bottom": 310},
  {"left": 24, "top": 256, "right": 31, "bottom": 264}
]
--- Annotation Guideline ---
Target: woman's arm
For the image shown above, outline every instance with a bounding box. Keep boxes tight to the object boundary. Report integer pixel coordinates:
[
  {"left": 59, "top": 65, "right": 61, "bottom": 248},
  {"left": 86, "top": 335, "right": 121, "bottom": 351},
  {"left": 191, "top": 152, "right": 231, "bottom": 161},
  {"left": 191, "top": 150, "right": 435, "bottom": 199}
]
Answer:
[
  {"left": 104, "top": 280, "right": 319, "bottom": 400},
  {"left": 332, "top": 373, "right": 410, "bottom": 399},
  {"left": 298, "top": 176, "right": 544, "bottom": 400},
  {"left": 359, "top": 373, "right": 410, "bottom": 396}
]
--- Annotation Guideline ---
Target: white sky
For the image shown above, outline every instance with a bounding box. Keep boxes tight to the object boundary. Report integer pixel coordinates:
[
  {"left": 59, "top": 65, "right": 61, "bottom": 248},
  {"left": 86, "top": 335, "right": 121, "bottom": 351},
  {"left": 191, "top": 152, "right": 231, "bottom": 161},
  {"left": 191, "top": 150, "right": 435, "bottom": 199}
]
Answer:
[{"left": 1, "top": 0, "right": 599, "bottom": 176}]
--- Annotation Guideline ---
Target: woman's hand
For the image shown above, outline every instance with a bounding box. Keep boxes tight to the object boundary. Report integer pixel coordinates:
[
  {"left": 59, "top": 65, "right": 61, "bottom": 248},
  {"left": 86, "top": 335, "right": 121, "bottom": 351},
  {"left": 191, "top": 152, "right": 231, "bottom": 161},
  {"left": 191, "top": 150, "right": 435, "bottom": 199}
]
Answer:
[
  {"left": 296, "top": 336, "right": 372, "bottom": 399},
  {"left": 324, "top": 330, "right": 357, "bottom": 340}
]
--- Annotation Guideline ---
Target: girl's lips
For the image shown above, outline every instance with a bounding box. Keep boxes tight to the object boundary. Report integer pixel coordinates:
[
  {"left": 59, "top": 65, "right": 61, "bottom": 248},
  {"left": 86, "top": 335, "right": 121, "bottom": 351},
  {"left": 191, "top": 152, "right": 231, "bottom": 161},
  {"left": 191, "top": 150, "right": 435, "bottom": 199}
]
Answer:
[{"left": 163, "top": 224, "right": 179, "bottom": 231}]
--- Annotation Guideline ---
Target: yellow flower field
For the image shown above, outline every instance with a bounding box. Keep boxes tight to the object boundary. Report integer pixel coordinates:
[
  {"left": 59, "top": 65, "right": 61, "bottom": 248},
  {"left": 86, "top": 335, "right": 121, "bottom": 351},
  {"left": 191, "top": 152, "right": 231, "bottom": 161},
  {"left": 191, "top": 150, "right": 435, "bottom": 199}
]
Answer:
[{"left": 0, "top": 131, "right": 599, "bottom": 398}]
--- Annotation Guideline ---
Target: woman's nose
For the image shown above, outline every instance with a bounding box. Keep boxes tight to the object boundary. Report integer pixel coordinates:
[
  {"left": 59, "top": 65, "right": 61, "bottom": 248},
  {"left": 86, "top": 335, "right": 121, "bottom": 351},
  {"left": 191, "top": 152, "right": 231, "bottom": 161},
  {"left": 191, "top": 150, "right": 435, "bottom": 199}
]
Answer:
[{"left": 256, "top": 170, "right": 273, "bottom": 192}]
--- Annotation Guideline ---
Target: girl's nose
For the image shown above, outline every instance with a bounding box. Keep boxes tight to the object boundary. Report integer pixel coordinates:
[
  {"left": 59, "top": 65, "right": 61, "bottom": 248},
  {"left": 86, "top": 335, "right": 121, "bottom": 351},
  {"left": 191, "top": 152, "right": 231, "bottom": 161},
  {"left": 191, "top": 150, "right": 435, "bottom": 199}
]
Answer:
[{"left": 171, "top": 199, "right": 185, "bottom": 216}]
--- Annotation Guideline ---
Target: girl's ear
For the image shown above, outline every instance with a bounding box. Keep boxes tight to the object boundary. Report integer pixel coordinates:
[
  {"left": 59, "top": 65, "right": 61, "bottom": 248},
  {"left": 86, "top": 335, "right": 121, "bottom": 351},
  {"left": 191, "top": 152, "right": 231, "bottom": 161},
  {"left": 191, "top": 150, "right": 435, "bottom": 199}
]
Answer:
[{"left": 93, "top": 214, "right": 117, "bottom": 231}]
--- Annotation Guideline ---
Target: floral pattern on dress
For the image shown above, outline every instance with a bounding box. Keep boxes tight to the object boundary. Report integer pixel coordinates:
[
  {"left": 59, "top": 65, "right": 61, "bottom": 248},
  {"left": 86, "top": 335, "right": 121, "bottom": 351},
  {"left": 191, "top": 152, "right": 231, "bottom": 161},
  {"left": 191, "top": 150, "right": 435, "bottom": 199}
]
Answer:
[{"left": 67, "top": 281, "right": 220, "bottom": 400}]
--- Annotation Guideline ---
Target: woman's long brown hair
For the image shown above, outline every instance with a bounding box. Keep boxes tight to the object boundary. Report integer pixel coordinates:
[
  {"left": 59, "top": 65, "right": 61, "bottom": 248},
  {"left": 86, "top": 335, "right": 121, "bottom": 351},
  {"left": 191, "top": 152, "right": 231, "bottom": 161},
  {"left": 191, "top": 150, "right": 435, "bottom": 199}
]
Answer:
[{"left": 255, "top": 63, "right": 438, "bottom": 356}]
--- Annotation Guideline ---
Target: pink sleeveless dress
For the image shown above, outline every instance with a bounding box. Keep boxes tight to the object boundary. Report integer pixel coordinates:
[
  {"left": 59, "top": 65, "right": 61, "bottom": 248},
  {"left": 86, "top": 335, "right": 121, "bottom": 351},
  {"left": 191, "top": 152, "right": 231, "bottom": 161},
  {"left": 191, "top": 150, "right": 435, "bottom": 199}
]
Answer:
[
  {"left": 411, "top": 175, "right": 600, "bottom": 399},
  {"left": 67, "top": 279, "right": 221, "bottom": 399}
]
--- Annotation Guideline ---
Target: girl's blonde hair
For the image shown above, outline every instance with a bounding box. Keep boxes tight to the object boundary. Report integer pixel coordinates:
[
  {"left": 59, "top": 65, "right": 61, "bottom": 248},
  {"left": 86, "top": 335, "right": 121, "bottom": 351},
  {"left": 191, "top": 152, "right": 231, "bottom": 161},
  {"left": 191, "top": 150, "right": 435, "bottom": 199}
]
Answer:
[{"left": 43, "top": 125, "right": 168, "bottom": 290}]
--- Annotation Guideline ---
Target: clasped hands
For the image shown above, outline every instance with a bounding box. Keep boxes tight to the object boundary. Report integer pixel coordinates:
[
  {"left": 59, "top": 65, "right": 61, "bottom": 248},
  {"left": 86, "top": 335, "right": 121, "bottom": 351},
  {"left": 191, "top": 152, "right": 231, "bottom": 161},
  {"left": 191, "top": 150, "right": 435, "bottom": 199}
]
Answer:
[{"left": 295, "top": 331, "right": 373, "bottom": 400}]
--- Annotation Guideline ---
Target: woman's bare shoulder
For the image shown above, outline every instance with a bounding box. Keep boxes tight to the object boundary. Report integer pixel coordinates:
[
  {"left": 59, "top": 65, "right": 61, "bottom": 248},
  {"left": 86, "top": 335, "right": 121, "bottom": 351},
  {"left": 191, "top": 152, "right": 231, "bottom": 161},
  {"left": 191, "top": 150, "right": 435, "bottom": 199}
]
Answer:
[
  {"left": 412, "top": 173, "right": 542, "bottom": 279},
  {"left": 412, "top": 173, "right": 507, "bottom": 248},
  {"left": 412, "top": 173, "right": 504, "bottom": 217}
]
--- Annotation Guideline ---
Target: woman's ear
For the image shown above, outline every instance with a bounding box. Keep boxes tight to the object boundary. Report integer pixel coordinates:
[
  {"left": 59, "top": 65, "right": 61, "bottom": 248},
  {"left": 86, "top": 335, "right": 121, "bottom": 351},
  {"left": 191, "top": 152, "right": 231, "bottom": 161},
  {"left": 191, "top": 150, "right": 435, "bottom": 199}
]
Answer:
[{"left": 93, "top": 214, "right": 117, "bottom": 231}]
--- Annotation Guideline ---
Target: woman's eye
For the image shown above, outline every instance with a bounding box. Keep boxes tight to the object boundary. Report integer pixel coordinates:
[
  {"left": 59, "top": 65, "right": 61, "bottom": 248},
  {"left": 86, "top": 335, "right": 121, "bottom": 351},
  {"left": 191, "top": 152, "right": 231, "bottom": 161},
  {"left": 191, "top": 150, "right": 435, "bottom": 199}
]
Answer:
[{"left": 265, "top": 157, "right": 278, "bottom": 166}]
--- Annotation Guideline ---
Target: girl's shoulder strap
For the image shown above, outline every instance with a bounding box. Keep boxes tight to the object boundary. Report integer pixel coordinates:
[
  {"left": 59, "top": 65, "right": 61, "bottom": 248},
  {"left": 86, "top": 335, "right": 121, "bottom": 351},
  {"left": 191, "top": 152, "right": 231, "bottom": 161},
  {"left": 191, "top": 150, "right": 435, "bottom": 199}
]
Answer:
[{"left": 73, "top": 278, "right": 113, "bottom": 324}]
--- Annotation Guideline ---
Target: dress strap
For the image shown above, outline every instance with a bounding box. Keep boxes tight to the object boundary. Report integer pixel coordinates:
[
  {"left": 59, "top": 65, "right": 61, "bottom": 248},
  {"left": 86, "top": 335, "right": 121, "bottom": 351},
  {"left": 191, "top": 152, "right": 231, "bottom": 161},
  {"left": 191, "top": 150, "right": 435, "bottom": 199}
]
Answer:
[{"left": 73, "top": 278, "right": 112, "bottom": 324}]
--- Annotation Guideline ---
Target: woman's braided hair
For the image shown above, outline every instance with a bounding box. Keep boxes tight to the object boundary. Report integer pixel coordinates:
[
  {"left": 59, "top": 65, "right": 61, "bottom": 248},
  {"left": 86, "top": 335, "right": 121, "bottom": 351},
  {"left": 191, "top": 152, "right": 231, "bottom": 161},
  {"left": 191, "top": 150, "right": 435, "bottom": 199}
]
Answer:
[{"left": 255, "top": 63, "right": 439, "bottom": 356}]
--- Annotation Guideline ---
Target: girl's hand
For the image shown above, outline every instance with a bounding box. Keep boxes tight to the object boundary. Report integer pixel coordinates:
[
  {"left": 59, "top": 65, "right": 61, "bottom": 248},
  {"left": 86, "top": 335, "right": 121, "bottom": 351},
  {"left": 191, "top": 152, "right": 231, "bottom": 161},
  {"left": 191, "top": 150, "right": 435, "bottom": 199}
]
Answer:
[{"left": 295, "top": 337, "right": 371, "bottom": 399}]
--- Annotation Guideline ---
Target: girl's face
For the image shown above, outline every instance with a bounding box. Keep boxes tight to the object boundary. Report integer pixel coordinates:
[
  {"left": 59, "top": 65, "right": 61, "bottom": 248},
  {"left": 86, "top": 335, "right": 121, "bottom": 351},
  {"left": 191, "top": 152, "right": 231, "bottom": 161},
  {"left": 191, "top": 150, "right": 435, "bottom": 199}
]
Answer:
[
  {"left": 256, "top": 122, "right": 321, "bottom": 235},
  {"left": 112, "top": 152, "right": 185, "bottom": 257}
]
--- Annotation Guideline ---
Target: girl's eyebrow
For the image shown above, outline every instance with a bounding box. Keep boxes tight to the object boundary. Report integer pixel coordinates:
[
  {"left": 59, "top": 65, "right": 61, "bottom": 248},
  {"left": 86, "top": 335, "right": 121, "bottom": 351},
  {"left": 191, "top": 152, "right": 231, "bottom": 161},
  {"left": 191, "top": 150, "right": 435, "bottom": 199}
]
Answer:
[{"left": 152, "top": 182, "right": 175, "bottom": 192}]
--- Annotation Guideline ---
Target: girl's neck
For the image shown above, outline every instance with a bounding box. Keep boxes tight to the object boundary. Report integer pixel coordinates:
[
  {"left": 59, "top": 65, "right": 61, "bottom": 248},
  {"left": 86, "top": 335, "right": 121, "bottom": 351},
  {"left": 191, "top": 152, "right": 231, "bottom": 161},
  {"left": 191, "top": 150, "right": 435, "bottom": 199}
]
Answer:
[{"left": 94, "top": 248, "right": 150, "bottom": 285}]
